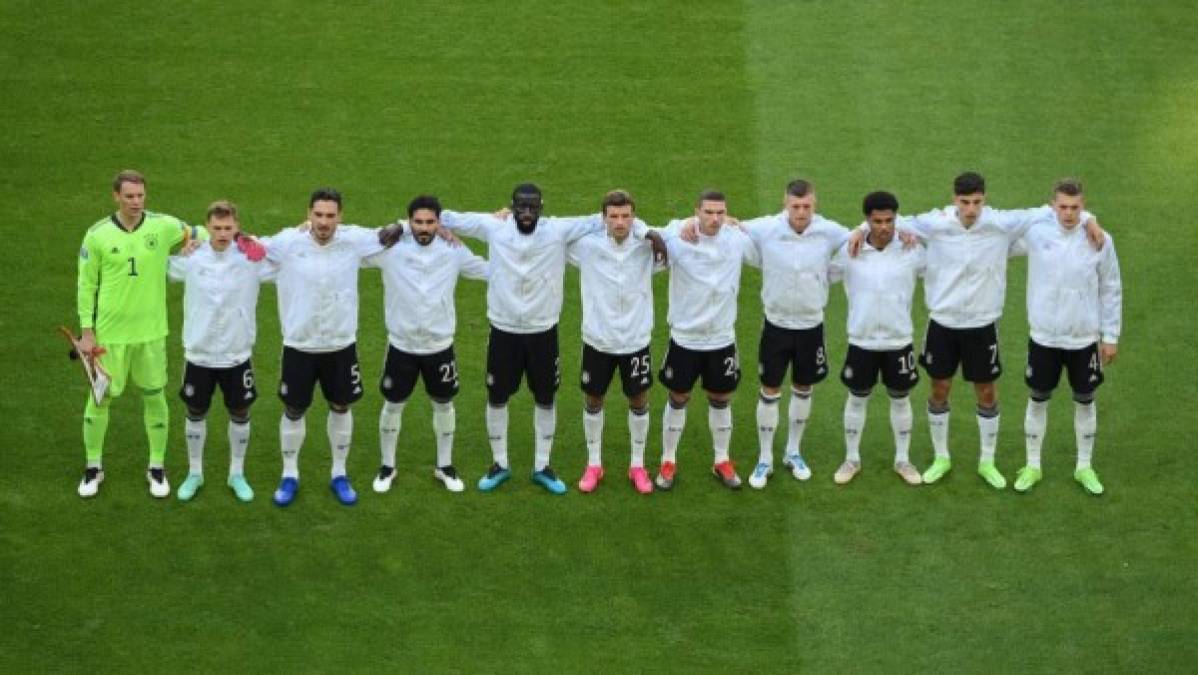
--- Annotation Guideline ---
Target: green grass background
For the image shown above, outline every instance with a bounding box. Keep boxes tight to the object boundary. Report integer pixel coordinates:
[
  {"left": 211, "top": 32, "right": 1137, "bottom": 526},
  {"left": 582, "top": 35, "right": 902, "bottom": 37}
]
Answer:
[{"left": 2, "top": 0, "right": 1196, "bottom": 671}]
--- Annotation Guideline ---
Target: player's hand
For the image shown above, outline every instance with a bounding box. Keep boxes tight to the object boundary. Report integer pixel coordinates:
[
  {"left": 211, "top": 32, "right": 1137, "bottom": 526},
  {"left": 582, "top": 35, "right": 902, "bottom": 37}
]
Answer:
[
  {"left": 235, "top": 233, "right": 267, "bottom": 261},
  {"left": 77, "top": 330, "right": 105, "bottom": 358},
  {"left": 1099, "top": 342, "right": 1117, "bottom": 365},
  {"left": 898, "top": 230, "right": 919, "bottom": 249},
  {"left": 378, "top": 222, "right": 405, "bottom": 248},
  {"left": 436, "top": 226, "right": 462, "bottom": 247},
  {"left": 1084, "top": 217, "right": 1106, "bottom": 251},
  {"left": 680, "top": 217, "right": 699, "bottom": 243},
  {"left": 493, "top": 207, "right": 512, "bottom": 220},
  {"left": 180, "top": 239, "right": 202, "bottom": 256},
  {"left": 646, "top": 230, "right": 668, "bottom": 266},
  {"left": 847, "top": 229, "right": 865, "bottom": 257}
]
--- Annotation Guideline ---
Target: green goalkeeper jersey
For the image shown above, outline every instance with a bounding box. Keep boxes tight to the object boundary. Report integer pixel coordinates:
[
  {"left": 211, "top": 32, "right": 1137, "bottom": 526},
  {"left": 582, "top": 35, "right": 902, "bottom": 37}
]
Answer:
[{"left": 77, "top": 211, "right": 201, "bottom": 344}]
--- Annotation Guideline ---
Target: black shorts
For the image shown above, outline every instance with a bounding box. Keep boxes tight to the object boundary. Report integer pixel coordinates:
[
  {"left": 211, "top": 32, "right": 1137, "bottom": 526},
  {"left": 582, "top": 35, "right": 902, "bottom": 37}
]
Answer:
[
  {"left": 380, "top": 344, "right": 460, "bottom": 403},
  {"left": 659, "top": 339, "right": 740, "bottom": 394},
  {"left": 919, "top": 319, "right": 1002, "bottom": 383},
  {"left": 486, "top": 325, "right": 560, "bottom": 405},
  {"left": 180, "top": 359, "right": 258, "bottom": 412},
  {"left": 580, "top": 343, "right": 653, "bottom": 398},
  {"left": 758, "top": 320, "right": 829, "bottom": 388},
  {"left": 279, "top": 344, "right": 364, "bottom": 410},
  {"left": 1025, "top": 340, "right": 1104, "bottom": 396},
  {"left": 841, "top": 344, "right": 920, "bottom": 393}
]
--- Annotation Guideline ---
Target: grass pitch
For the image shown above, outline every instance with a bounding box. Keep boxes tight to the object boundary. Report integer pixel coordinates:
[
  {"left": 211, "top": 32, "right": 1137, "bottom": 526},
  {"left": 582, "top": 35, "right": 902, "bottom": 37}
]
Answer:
[{"left": 2, "top": 1, "right": 1197, "bottom": 671}]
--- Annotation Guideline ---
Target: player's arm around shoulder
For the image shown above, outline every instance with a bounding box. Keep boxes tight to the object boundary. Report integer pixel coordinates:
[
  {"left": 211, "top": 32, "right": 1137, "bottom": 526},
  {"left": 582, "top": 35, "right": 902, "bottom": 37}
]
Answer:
[
  {"left": 440, "top": 209, "right": 499, "bottom": 241},
  {"left": 456, "top": 242, "right": 490, "bottom": 280},
  {"left": 732, "top": 224, "right": 762, "bottom": 267},
  {"left": 827, "top": 242, "right": 849, "bottom": 284}
]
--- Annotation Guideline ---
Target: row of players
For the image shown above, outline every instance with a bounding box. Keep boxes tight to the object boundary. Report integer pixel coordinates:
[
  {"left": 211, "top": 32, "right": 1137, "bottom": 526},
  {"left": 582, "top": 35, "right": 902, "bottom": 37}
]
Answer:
[{"left": 73, "top": 171, "right": 1121, "bottom": 503}]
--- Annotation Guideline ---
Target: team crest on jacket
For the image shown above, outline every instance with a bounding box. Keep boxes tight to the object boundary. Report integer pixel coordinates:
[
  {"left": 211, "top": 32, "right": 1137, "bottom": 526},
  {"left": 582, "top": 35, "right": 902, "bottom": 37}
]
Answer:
[{"left": 145, "top": 233, "right": 159, "bottom": 250}]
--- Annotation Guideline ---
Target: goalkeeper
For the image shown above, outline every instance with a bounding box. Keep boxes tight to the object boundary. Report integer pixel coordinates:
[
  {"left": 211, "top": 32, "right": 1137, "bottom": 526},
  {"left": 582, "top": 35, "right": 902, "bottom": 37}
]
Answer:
[{"left": 75, "top": 170, "right": 208, "bottom": 498}]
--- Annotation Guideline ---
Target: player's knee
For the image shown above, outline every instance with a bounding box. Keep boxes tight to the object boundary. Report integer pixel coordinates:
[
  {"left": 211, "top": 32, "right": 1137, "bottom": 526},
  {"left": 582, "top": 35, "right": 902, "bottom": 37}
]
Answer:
[
  {"left": 707, "top": 396, "right": 730, "bottom": 409},
  {"left": 886, "top": 388, "right": 910, "bottom": 400},
  {"left": 977, "top": 402, "right": 999, "bottom": 418},
  {"left": 533, "top": 392, "right": 555, "bottom": 408},
  {"left": 668, "top": 392, "right": 689, "bottom": 408},
  {"left": 760, "top": 384, "right": 782, "bottom": 398},
  {"left": 759, "top": 390, "right": 780, "bottom": 405},
  {"left": 927, "top": 398, "right": 950, "bottom": 414},
  {"left": 142, "top": 387, "right": 164, "bottom": 397},
  {"left": 850, "top": 388, "right": 872, "bottom": 399},
  {"left": 791, "top": 384, "right": 812, "bottom": 398},
  {"left": 284, "top": 406, "right": 306, "bottom": 421},
  {"left": 227, "top": 407, "right": 250, "bottom": 424},
  {"left": 628, "top": 391, "right": 648, "bottom": 410},
  {"left": 1072, "top": 390, "right": 1095, "bottom": 405},
  {"left": 930, "top": 378, "right": 952, "bottom": 401},
  {"left": 186, "top": 407, "right": 209, "bottom": 421},
  {"left": 431, "top": 395, "right": 453, "bottom": 405},
  {"left": 1030, "top": 389, "right": 1053, "bottom": 403},
  {"left": 630, "top": 403, "right": 649, "bottom": 416},
  {"left": 487, "top": 390, "right": 510, "bottom": 407},
  {"left": 329, "top": 403, "right": 349, "bottom": 414},
  {"left": 584, "top": 395, "right": 604, "bottom": 415}
]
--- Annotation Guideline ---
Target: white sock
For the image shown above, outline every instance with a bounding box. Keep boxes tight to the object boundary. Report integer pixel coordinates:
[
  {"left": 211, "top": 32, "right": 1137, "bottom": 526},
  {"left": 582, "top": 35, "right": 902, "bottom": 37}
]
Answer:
[
  {"left": 433, "top": 401, "right": 455, "bottom": 468},
  {"left": 185, "top": 417, "right": 206, "bottom": 476},
  {"left": 928, "top": 406, "right": 950, "bottom": 459},
  {"left": 629, "top": 407, "right": 649, "bottom": 468},
  {"left": 709, "top": 403, "right": 732, "bottom": 464},
  {"left": 228, "top": 420, "right": 249, "bottom": 477},
  {"left": 978, "top": 407, "right": 1000, "bottom": 464},
  {"left": 1025, "top": 399, "right": 1048, "bottom": 469},
  {"left": 889, "top": 396, "right": 913, "bottom": 464},
  {"left": 534, "top": 404, "right": 556, "bottom": 471},
  {"left": 279, "top": 415, "right": 305, "bottom": 479},
  {"left": 844, "top": 393, "right": 869, "bottom": 463},
  {"left": 486, "top": 404, "right": 509, "bottom": 468},
  {"left": 1074, "top": 401, "right": 1096, "bottom": 470},
  {"left": 786, "top": 389, "right": 812, "bottom": 456},
  {"left": 756, "top": 393, "right": 780, "bottom": 465},
  {"left": 378, "top": 400, "right": 405, "bottom": 469},
  {"left": 583, "top": 408, "right": 604, "bottom": 466},
  {"left": 662, "top": 402, "right": 686, "bottom": 463},
  {"left": 328, "top": 410, "right": 353, "bottom": 478}
]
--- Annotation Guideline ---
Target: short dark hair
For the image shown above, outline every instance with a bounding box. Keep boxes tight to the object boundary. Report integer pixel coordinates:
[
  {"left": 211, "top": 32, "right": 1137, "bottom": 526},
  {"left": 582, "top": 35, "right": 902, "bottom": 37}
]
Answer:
[
  {"left": 862, "top": 191, "right": 899, "bottom": 216},
  {"left": 205, "top": 200, "right": 239, "bottom": 222},
  {"left": 309, "top": 187, "right": 342, "bottom": 209},
  {"left": 1053, "top": 178, "right": 1083, "bottom": 197},
  {"left": 511, "top": 183, "right": 543, "bottom": 201},
  {"left": 407, "top": 194, "right": 442, "bottom": 217},
  {"left": 953, "top": 171, "right": 985, "bottom": 196},
  {"left": 786, "top": 179, "right": 814, "bottom": 198},
  {"left": 601, "top": 189, "right": 635, "bottom": 214},
  {"left": 696, "top": 189, "right": 726, "bottom": 206},
  {"left": 113, "top": 169, "right": 145, "bottom": 193}
]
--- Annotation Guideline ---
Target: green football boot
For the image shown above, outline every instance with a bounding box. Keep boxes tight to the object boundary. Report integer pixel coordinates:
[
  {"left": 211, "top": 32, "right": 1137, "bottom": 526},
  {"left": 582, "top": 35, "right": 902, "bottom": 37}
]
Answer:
[
  {"left": 1074, "top": 467, "right": 1104, "bottom": 495},
  {"left": 977, "top": 461, "right": 1007, "bottom": 490},
  {"left": 922, "top": 457, "right": 952, "bottom": 484},
  {"left": 177, "top": 474, "right": 204, "bottom": 502},
  {"left": 1013, "top": 466, "right": 1043, "bottom": 493},
  {"left": 228, "top": 474, "right": 254, "bottom": 502}
]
